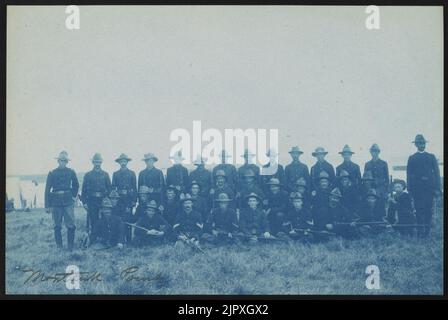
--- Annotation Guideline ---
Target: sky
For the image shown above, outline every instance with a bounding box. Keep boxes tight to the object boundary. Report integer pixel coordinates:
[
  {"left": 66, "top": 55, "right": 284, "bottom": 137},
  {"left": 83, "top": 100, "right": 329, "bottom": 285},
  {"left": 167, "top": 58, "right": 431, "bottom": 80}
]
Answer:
[{"left": 6, "top": 5, "right": 444, "bottom": 176}]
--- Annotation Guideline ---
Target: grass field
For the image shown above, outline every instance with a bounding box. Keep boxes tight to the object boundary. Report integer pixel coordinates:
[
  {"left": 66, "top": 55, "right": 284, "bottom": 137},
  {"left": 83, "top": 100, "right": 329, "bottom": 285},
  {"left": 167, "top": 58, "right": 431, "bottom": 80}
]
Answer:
[{"left": 5, "top": 205, "right": 443, "bottom": 295}]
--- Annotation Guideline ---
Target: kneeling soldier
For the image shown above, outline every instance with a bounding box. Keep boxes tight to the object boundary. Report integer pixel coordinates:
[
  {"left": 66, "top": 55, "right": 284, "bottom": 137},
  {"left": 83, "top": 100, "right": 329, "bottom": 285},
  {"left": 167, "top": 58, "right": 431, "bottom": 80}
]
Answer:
[
  {"left": 134, "top": 200, "right": 170, "bottom": 246},
  {"left": 173, "top": 194, "right": 204, "bottom": 241},
  {"left": 202, "top": 193, "right": 238, "bottom": 244},
  {"left": 328, "top": 188, "right": 359, "bottom": 239},
  {"left": 358, "top": 189, "right": 388, "bottom": 235},
  {"left": 287, "top": 192, "right": 313, "bottom": 240},
  {"left": 90, "top": 198, "right": 124, "bottom": 249},
  {"left": 386, "top": 179, "right": 416, "bottom": 236},
  {"left": 238, "top": 193, "right": 271, "bottom": 243}
]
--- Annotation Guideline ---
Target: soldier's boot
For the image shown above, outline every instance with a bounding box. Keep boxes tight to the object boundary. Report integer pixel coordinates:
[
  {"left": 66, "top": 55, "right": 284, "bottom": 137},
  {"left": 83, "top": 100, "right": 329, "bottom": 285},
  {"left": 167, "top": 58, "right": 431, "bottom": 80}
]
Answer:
[
  {"left": 54, "top": 227, "right": 63, "bottom": 249},
  {"left": 67, "top": 227, "right": 76, "bottom": 252}
]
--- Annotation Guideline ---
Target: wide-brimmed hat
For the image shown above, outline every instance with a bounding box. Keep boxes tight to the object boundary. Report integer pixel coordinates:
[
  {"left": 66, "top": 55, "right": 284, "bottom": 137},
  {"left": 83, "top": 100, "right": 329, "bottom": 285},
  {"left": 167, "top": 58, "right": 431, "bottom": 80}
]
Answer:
[
  {"left": 289, "top": 146, "right": 303, "bottom": 155},
  {"left": 170, "top": 150, "right": 185, "bottom": 161},
  {"left": 55, "top": 151, "right": 70, "bottom": 161},
  {"left": 91, "top": 153, "right": 103, "bottom": 163},
  {"left": 244, "top": 192, "right": 262, "bottom": 201},
  {"left": 339, "top": 145, "right": 354, "bottom": 155},
  {"left": 266, "top": 178, "right": 282, "bottom": 186},
  {"left": 215, "top": 192, "right": 233, "bottom": 202},
  {"left": 101, "top": 197, "right": 113, "bottom": 208},
  {"left": 295, "top": 177, "right": 307, "bottom": 187},
  {"left": 318, "top": 171, "right": 330, "bottom": 180},
  {"left": 214, "top": 169, "right": 226, "bottom": 177},
  {"left": 412, "top": 134, "right": 427, "bottom": 144},
  {"left": 138, "top": 186, "right": 151, "bottom": 194},
  {"left": 115, "top": 153, "right": 132, "bottom": 163},
  {"left": 144, "top": 200, "right": 158, "bottom": 210},
  {"left": 166, "top": 185, "right": 178, "bottom": 193},
  {"left": 109, "top": 190, "right": 120, "bottom": 199},
  {"left": 189, "top": 180, "right": 201, "bottom": 189},
  {"left": 312, "top": 147, "right": 328, "bottom": 157},
  {"left": 329, "top": 188, "right": 342, "bottom": 198},
  {"left": 362, "top": 171, "right": 374, "bottom": 181},
  {"left": 392, "top": 179, "right": 407, "bottom": 190},
  {"left": 142, "top": 153, "right": 158, "bottom": 162},
  {"left": 369, "top": 144, "right": 380, "bottom": 152},
  {"left": 338, "top": 169, "right": 350, "bottom": 178},
  {"left": 366, "top": 189, "right": 379, "bottom": 199}
]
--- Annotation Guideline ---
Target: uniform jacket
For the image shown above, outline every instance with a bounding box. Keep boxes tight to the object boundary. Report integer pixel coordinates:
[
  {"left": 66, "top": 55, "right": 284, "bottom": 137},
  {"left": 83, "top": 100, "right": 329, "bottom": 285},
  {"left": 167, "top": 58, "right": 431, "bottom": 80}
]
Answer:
[
  {"left": 81, "top": 169, "right": 112, "bottom": 204},
  {"left": 364, "top": 159, "right": 389, "bottom": 197},
  {"left": 212, "top": 164, "right": 238, "bottom": 189},
  {"left": 264, "top": 190, "right": 289, "bottom": 214},
  {"left": 406, "top": 151, "right": 441, "bottom": 195},
  {"left": 112, "top": 168, "right": 137, "bottom": 205},
  {"left": 206, "top": 208, "right": 239, "bottom": 233},
  {"left": 260, "top": 164, "right": 285, "bottom": 192},
  {"left": 336, "top": 161, "right": 362, "bottom": 187},
  {"left": 134, "top": 214, "right": 170, "bottom": 244},
  {"left": 191, "top": 194, "right": 209, "bottom": 221},
  {"left": 285, "top": 160, "right": 310, "bottom": 192},
  {"left": 359, "top": 202, "right": 386, "bottom": 222},
  {"left": 91, "top": 215, "right": 124, "bottom": 246},
  {"left": 237, "top": 164, "right": 261, "bottom": 187},
  {"left": 340, "top": 185, "right": 361, "bottom": 218},
  {"left": 310, "top": 160, "right": 336, "bottom": 190},
  {"left": 189, "top": 167, "right": 212, "bottom": 196},
  {"left": 138, "top": 167, "right": 165, "bottom": 192},
  {"left": 173, "top": 209, "right": 203, "bottom": 237},
  {"left": 160, "top": 199, "right": 180, "bottom": 226},
  {"left": 239, "top": 208, "right": 269, "bottom": 235},
  {"left": 288, "top": 207, "right": 313, "bottom": 229},
  {"left": 387, "top": 192, "right": 415, "bottom": 224},
  {"left": 45, "top": 167, "right": 79, "bottom": 208},
  {"left": 166, "top": 164, "right": 189, "bottom": 192}
]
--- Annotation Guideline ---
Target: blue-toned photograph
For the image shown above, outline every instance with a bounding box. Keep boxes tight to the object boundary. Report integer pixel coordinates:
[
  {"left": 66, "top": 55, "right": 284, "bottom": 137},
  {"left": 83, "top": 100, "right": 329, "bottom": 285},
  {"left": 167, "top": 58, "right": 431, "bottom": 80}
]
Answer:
[{"left": 5, "top": 5, "right": 443, "bottom": 295}]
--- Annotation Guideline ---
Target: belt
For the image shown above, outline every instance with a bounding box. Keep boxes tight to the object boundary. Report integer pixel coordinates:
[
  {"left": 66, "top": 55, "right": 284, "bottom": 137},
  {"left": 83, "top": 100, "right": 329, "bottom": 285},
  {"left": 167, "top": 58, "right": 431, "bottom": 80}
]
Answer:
[{"left": 52, "top": 190, "right": 70, "bottom": 195}]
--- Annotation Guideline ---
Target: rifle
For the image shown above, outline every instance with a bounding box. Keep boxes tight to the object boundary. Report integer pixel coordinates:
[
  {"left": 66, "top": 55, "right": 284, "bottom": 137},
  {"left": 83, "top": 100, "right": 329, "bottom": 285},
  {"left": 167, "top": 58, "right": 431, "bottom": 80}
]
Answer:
[
  {"left": 233, "top": 232, "right": 288, "bottom": 243},
  {"left": 124, "top": 222, "right": 164, "bottom": 236},
  {"left": 292, "top": 228, "right": 337, "bottom": 236},
  {"left": 178, "top": 232, "right": 206, "bottom": 254}
]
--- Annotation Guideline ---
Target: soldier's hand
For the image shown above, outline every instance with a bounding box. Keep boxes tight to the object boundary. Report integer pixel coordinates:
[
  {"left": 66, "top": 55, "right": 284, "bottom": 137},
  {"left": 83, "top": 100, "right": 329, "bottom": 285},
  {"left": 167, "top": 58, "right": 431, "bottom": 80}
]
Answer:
[
  {"left": 263, "top": 232, "right": 271, "bottom": 238},
  {"left": 326, "top": 224, "right": 334, "bottom": 230},
  {"left": 178, "top": 235, "right": 187, "bottom": 241},
  {"left": 117, "top": 243, "right": 124, "bottom": 249}
]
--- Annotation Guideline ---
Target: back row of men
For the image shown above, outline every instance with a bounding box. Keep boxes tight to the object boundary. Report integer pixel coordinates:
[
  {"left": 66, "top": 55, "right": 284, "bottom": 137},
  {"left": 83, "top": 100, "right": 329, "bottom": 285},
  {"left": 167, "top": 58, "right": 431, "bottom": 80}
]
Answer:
[{"left": 45, "top": 134, "right": 441, "bottom": 251}]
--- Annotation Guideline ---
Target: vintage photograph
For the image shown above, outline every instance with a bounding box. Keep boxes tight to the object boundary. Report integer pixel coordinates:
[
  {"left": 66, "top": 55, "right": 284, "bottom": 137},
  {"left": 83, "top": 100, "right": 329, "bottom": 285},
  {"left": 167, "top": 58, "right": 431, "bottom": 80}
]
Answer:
[{"left": 5, "top": 5, "right": 443, "bottom": 295}]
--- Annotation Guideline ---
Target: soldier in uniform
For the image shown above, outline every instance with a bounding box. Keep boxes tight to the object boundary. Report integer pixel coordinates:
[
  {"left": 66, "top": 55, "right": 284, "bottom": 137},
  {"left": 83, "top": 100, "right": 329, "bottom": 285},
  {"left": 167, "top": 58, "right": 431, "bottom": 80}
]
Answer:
[
  {"left": 189, "top": 155, "right": 212, "bottom": 197},
  {"left": 166, "top": 151, "right": 189, "bottom": 194},
  {"left": 134, "top": 200, "right": 170, "bottom": 246},
  {"left": 364, "top": 144, "right": 389, "bottom": 210},
  {"left": 237, "top": 149, "right": 260, "bottom": 189},
  {"left": 360, "top": 171, "right": 375, "bottom": 199},
  {"left": 237, "top": 169, "right": 265, "bottom": 209},
  {"left": 238, "top": 193, "right": 271, "bottom": 243},
  {"left": 90, "top": 197, "right": 124, "bottom": 249},
  {"left": 358, "top": 189, "right": 387, "bottom": 235},
  {"left": 134, "top": 185, "right": 151, "bottom": 222},
  {"left": 326, "top": 188, "right": 358, "bottom": 239},
  {"left": 81, "top": 153, "right": 112, "bottom": 233},
  {"left": 172, "top": 195, "right": 204, "bottom": 241},
  {"left": 112, "top": 153, "right": 137, "bottom": 220},
  {"left": 202, "top": 193, "right": 239, "bottom": 244},
  {"left": 212, "top": 150, "right": 238, "bottom": 191},
  {"left": 310, "top": 147, "right": 336, "bottom": 191},
  {"left": 406, "top": 134, "right": 441, "bottom": 237},
  {"left": 336, "top": 145, "right": 362, "bottom": 188},
  {"left": 45, "top": 151, "right": 79, "bottom": 251},
  {"left": 189, "top": 181, "right": 209, "bottom": 221},
  {"left": 310, "top": 171, "right": 332, "bottom": 220},
  {"left": 285, "top": 146, "right": 310, "bottom": 192},
  {"left": 386, "top": 179, "right": 416, "bottom": 236},
  {"left": 138, "top": 153, "right": 165, "bottom": 204},
  {"left": 338, "top": 170, "right": 361, "bottom": 218},
  {"left": 287, "top": 192, "right": 313, "bottom": 240},
  {"left": 159, "top": 185, "right": 180, "bottom": 226},
  {"left": 209, "top": 169, "right": 235, "bottom": 210},
  {"left": 260, "top": 149, "right": 285, "bottom": 193},
  {"left": 263, "top": 178, "right": 289, "bottom": 233}
]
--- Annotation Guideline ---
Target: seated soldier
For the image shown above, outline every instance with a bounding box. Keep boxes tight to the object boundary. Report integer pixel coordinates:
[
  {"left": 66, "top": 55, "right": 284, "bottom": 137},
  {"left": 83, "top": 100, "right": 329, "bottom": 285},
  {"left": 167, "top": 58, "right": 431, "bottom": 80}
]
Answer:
[
  {"left": 310, "top": 171, "right": 332, "bottom": 221},
  {"left": 338, "top": 169, "right": 361, "bottom": 217},
  {"left": 159, "top": 185, "right": 180, "bottom": 226},
  {"left": 134, "top": 200, "right": 170, "bottom": 246},
  {"left": 327, "top": 188, "right": 359, "bottom": 239},
  {"left": 134, "top": 186, "right": 151, "bottom": 222},
  {"left": 189, "top": 180, "right": 210, "bottom": 222},
  {"left": 110, "top": 189, "right": 133, "bottom": 244},
  {"left": 238, "top": 193, "right": 271, "bottom": 243},
  {"left": 202, "top": 193, "right": 239, "bottom": 244},
  {"left": 173, "top": 194, "right": 203, "bottom": 241},
  {"left": 386, "top": 179, "right": 416, "bottom": 236},
  {"left": 264, "top": 178, "right": 289, "bottom": 225},
  {"left": 90, "top": 197, "right": 124, "bottom": 249},
  {"left": 358, "top": 189, "right": 388, "bottom": 234},
  {"left": 287, "top": 192, "right": 313, "bottom": 240}
]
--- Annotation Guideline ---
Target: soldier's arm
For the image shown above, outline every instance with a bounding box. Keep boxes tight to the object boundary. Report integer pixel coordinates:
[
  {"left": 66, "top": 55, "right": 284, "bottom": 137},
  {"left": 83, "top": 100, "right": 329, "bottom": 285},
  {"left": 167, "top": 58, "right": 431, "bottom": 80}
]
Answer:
[
  {"left": 105, "top": 172, "right": 112, "bottom": 195},
  {"left": 71, "top": 169, "right": 80, "bottom": 199},
  {"left": 406, "top": 157, "right": 413, "bottom": 193},
  {"left": 44, "top": 171, "right": 52, "bottom": 209},
  {"left": 384, "top": 161, "right": 390, "bottom": 190},
  {"left": 137, "top": 171, "right": 144, "bottom": 189},
  {"left": 432, "top": 154, "right": 441, "bottom": 192},
  {"left": 131, "top": 171, "right": 138, "bottom": 203},
  {"left": 81, "top": 173, "right": 88, "bottom": 203}
]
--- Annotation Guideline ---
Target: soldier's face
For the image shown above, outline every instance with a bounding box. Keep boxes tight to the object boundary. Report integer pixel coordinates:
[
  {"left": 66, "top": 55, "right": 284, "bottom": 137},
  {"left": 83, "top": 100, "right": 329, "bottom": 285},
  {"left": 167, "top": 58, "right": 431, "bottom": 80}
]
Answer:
[
  {"left": 145, "top": 208, "right": 155, "bottom": 218},
  {"left": 119, "top": 160, "right": 128, "bottom": 168},
  {"left": 139, "top": 194, "right": 148, "bottom": 203},
  {"left": 363, "top": 180, "right": 373, "bottom": 188},
  {"left": 415, "top": 141, "right": 426, "bottom": 151},
  {"left": 367, "top": 197, "right": 377, "bottom": 207},
  {"left": 248, "top": 198, "right": 258, "bottom": 209},
  {"left": 393, "top": 184, "right": 404, "bottom": 194},
  {"left": 166, "top": 190, "right": 175, "bottom": 200},
  {"left": 316, "top": 154, "right": 325, "bottom": 162},
  {"left": 58, "top": 159, "right": 68, "bottom": 168},
  {"left": 145, "top": 159, "right": 155, "bottom": 167},
  {"left": 244, "top": 176, "right": 254, "bottom": 184},
  {"left": 370, "top": 150, "right": 380, "bottom": 158},
  {"left": 183, "top": 201, "right": 193, "bottom": 212},
  {"left": 191, "top": 185, "right": 200, "bottom": 195},
  {"left": 297, "top": 186, "right": 306, "bottom": 194},
  {"left": 329, "top": 196, "right": 340, "bottom": 207},
  {"left": 216, "top": 176, "right": 225, "bottom": 186},
  {"left": 93, "top": 160, "right": 102, "bottom": 169},
  {"left": 270, "top": 185, "right": 280, "bottom": 194},
  {"left": 292, "top": 199, "right": 303, "bottom": 209},
  {"left": 290, "top": 152, "right": 300, "bottom": 161},
  {"left": 319, "top": 179, "right": 329, "bottom": 189},
  {"left": 218, "top": 201, "right": 228, "bottom": 210}
]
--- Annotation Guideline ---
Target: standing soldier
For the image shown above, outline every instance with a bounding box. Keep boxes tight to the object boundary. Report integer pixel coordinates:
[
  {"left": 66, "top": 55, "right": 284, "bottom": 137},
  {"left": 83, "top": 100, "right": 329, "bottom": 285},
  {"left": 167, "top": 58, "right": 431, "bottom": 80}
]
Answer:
[
  {"left": 364, "top": 144, "right": 389, "bottom": 210},
  {"left": 260, "top": 149, "right": 285, "bottom": 193},
  {"left": 81, "top": 153, "right": 111, "bottom": 233},
  {"left": 237, "top": 149, "right": 260, "bottom": 189},
  {"left": 237, "top": 169, "right": 265, "bottom": 210},
  {"left": 112, "top": 153, "right": 137, "bottom": 217},
  {"left": 212, "top": 150, "right": 238, "bottom": 191},
  {"left": 166, "top": 151, "right": 189, "bottom": 194},
  {"left": 45, "top": 151, "right": 79, "bottom": 251},
  {"left": 310, "top": 147, "right": 336, "bottom": 191},
  {"left": 406, "top": 134, "right": 441, "bottom": 237},
  {"left": 189, "top": 155, "right": 212, "bottom": 197},
  {"left": 336, "top": 145, "right": 362, "bottom": 188},
  {"left": 138, "top": 153, "right": 165, "bottom": 204},
  {"left": 285, "top": 146, "right": 310, "bottom": 192}
]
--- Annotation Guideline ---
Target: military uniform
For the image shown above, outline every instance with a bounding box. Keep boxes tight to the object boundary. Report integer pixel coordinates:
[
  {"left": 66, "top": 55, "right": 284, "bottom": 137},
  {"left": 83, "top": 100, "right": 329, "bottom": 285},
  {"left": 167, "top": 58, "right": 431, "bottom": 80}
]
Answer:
[
  {"left": 91, "top": 199, "right": 125, "bottom": 247},
  {"left": 166, "top": 164, "right": 189, "bottom": 193},
  {"left": 364, "top": 160, "right": 389, "bottom": 199},
  {"left": 44, "top": 151, "right": 79, "bottom": 250},
  {"left": 112, "top": 156, "right": 137, "bottom": 211},
  {"left": 387, "top": 184, "right": 415, "bottom": 235},
  {"left": 138, "top": 164, "right": 165, "bottom": 204},
  {"left": 189, "top": 158, "right": 212, "bottom": 197},
  {"left": 285, "top": 147, "right": 310, "bottom": 192},
  {"left": 336, "top": 145, "right": 362, "bottom": 188},
  {"left": 160, "top": 187, "right": 181, "bottom": 226},
  {"left": 203, "top": 195, "right": 239, "bottom": 244},
  {"left": 134, "top": 201, "right": 170, "bottom": 246},
  {"left": 239, "top": 194, "right": 269, "bottom": 240},
  {"left": 406, "top": 135, "right": 441, "bottom": 236},
  {"left": 173, "top": 198, "right": 203, "bottom": 239},
  {"left": 212, "top": 151, "right": 238, "bottom": 190}
]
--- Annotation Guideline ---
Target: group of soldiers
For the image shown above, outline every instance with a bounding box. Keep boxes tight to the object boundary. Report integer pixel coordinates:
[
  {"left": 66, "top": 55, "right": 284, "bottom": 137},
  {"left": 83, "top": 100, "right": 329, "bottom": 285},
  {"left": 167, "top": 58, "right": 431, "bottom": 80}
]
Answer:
[{"left": 44, "top": 134, "right": 441, "bottom": 251}]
